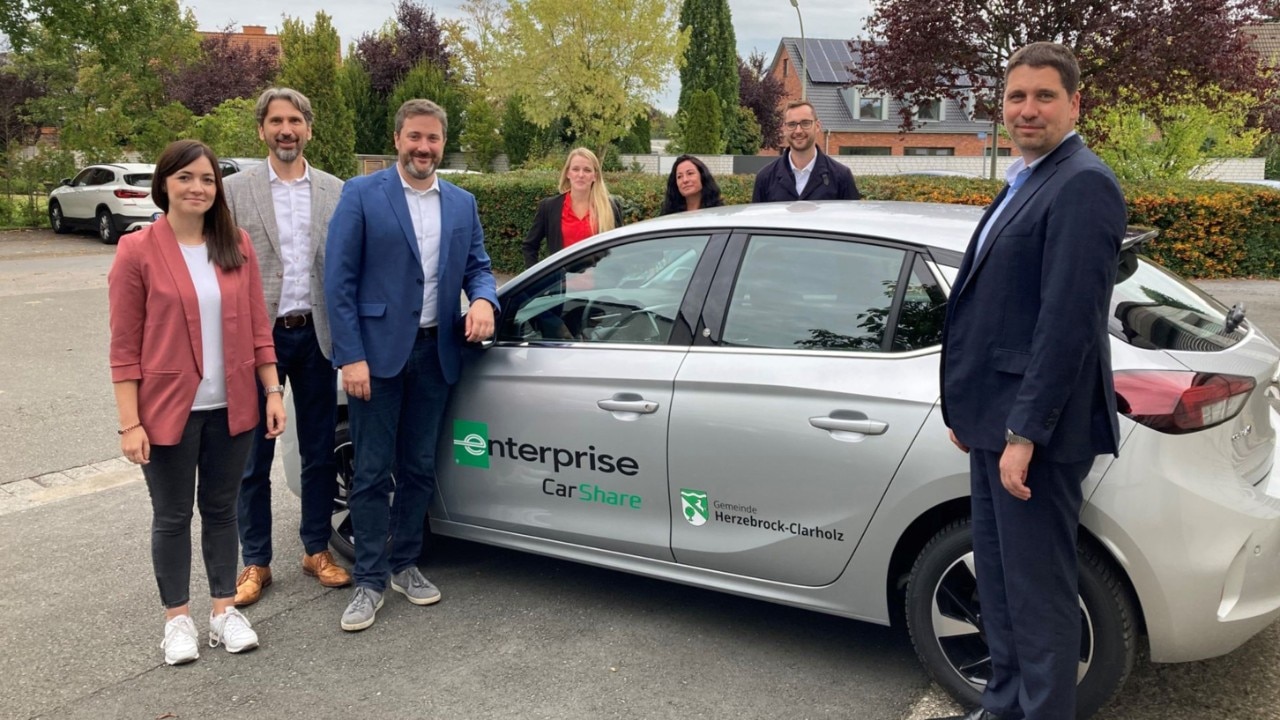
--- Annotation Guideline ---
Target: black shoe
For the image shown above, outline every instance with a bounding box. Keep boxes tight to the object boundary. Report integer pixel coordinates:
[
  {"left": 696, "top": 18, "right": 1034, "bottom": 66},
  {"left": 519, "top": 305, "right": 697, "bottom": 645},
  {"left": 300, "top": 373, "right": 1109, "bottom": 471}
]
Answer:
[{"left": 929, "top": 709, "right": 1002, "bottom": 720}]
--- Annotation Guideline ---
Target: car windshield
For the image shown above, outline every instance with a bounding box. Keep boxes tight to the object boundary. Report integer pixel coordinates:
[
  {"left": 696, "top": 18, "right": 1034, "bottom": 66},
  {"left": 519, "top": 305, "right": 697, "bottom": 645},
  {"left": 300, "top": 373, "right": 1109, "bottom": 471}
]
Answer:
[
  {"left": 124, "top": 174, "right": 152, "bottom": 188},
  {"left": 1108, "top": 251, "right": 1247, "bottom": 351}
]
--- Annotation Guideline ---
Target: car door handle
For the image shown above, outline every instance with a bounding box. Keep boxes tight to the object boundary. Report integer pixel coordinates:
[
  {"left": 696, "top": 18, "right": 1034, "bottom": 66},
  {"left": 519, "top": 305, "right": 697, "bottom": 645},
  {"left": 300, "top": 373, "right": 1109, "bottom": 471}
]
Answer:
[
  {"left": 597, "top": 393, "right": 659, "bottom": 414},
  {"left": 809, "top": 413, "right": 888, "bottom": 435}
]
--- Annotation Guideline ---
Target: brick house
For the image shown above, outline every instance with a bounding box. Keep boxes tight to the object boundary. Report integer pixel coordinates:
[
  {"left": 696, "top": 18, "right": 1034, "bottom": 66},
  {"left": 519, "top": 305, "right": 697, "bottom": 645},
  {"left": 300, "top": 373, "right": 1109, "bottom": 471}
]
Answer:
[
  {"left": 1243, "top": 22, "right": 1280, "bottom": 67},
  {"left": 767, "top": 37, "right": 1013, "bottom": 158},
  {"left": 198, "top": 25, "right": 284, "bottom": 57}
]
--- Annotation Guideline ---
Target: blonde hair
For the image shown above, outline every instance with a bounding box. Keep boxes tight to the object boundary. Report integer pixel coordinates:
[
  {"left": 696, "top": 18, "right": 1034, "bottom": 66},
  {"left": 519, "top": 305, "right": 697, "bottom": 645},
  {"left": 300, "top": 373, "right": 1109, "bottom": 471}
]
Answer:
[{"left": 557, "top": 147, "right": 615, "bottom": 234}]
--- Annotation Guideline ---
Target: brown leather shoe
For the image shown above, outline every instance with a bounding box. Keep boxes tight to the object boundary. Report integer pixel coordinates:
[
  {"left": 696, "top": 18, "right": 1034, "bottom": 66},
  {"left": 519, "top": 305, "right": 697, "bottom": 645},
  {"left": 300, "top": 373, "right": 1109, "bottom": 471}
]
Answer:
[
  {"left": 302, "top": 550, "right": 352, "bottom": 588},
  {"left": 234, "top": 565, "right": 272, "bottom": 607}
]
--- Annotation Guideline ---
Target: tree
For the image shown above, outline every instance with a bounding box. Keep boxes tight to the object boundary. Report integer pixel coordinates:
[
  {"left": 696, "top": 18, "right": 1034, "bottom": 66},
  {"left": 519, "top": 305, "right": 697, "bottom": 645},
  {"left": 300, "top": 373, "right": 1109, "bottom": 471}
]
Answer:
[
  {"left": 682, "top": 90, "right": 723, "bottom": 154},
  {"left": 496, "top": 0, "right": 690, "bottom": 156},
  {"left": 460, "top": 96, "right": 503, "bottom": 171},
  {"left": 279, "top": 12, "right": 356, "bottom": 178},
  {"left": 353, "top": 0, "right": 453, "bottom": 97},
  {"left": 163, "top": 29, "right": 280, "bottom": 116},
  {"left": 1081, "top": 87, "right": 1264, "bottom": 181},
  {"left": 135, "top": 101, "right": 198, "bottom": 158},
  {"left": 341, "top": 58, "right": 387, "bottom": 154},
  {"left": 724, "top": 105, "right": 762, "bottom": 155},
  {"left": 195, "top": 98, "right": 262, "bottom": 159},
  {"left": 854, "top": 0, "right": 1276, "bottom": 133},
  {"left": 441, "top": 0, "right": 508, "bottom": 98},
  {"left": 739, "top": 50, "right": 785, "bottom": 150},
  {"left": 677, "top": 0, "right": 739, "bottom": 148},
  {"left": 617, "top": 112, "right": 652, "bottom": 155},
  {"left": 501, "top": 96, "right": 538, "bottom": 168},
  {"left": 0, "top": 61, "right": 44, "bottom": 149},
  {"left": 387, "top": 61, "right": 469, "bottom": 154}
]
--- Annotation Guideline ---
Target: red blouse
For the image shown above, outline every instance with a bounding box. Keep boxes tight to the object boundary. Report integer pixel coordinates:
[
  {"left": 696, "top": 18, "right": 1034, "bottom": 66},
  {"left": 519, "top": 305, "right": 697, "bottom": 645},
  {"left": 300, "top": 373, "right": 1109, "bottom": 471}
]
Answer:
[{"left": 560, "top": 194, "right": 595, "bottom": 249}]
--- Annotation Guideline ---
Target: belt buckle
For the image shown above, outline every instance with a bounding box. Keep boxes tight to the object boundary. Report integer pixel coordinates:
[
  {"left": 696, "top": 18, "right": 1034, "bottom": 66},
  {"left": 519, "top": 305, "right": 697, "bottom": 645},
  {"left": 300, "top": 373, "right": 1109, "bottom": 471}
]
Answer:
[{"left": 281, "top": 314, "right": 308, "bottom": 329}]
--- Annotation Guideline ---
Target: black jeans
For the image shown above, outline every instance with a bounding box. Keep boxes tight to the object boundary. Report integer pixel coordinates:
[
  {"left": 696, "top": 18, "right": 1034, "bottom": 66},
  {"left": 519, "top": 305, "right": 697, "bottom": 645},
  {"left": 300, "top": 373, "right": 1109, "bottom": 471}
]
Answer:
[{"left": 142, "top": 408, "right": 252, "bottom": 609}]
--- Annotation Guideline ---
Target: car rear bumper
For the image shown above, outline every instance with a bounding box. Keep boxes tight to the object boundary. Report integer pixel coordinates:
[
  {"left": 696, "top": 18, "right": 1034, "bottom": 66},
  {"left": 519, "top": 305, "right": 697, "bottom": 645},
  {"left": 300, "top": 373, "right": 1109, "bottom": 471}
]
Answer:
[
  {"left": 116, "top": 213, "right": 158, "bottom": 233},
  {"left": 1084, "top": 411, "right": 1280, "bottom": 663}
]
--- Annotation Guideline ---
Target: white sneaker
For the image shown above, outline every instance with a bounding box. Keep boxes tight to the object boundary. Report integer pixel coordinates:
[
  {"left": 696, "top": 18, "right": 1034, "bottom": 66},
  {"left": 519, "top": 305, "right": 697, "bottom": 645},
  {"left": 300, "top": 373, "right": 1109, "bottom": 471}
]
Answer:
[
  {"left": 209, "top": 607, "right": 259, "bottom": 653},
  {"left": 161, "top": 615, "right": 199, "bottom": 665}
]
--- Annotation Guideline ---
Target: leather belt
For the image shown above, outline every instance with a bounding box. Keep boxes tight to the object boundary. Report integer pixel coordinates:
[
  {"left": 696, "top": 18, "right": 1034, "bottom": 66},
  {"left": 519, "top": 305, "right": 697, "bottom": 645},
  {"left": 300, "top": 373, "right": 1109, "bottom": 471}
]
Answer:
[
  {"left": 276, "top": 313, "right": 311, "bottom": 329},
  {"left": 418, "top": 325, "right": 438, "bottom": 338}
]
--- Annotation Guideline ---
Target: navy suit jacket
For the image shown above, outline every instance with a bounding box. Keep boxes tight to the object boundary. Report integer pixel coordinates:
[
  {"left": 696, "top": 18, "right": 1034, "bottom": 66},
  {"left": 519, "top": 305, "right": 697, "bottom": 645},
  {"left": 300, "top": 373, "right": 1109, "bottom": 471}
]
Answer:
[
  {"left": 940, "top": 135, "right": 1126, "bottom": 463},
  {"left": 324, "top": 167, "right": 500, "bottom": 384}
]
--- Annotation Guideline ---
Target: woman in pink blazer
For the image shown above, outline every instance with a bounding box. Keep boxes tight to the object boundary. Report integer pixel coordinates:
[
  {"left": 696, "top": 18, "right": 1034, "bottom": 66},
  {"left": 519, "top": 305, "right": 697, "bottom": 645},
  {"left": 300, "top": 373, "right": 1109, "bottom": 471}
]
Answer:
[{"left": 108, "top": 140, "right": 286, "bottom": 665}]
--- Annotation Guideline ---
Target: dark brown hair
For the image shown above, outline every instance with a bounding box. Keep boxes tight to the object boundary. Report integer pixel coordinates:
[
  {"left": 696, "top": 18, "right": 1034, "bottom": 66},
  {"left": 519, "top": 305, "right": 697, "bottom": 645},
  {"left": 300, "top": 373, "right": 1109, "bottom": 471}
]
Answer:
[
  {"left": 1007, "top": 42, "right": 1080, "bottom": 96},
  {"left": 151, "top": 140, "right": 244, "bottom": 271}
]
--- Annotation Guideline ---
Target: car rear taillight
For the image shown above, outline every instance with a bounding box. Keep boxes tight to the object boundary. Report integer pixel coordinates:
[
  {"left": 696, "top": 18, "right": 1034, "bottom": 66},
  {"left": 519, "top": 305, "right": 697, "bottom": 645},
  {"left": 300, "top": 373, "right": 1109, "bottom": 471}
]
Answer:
[
  {"left": 1113, "top": 370, "right": 1255, "bottom": 434},
  {"left": 114, "top": 189, "right": 148, "bottom": 199}
]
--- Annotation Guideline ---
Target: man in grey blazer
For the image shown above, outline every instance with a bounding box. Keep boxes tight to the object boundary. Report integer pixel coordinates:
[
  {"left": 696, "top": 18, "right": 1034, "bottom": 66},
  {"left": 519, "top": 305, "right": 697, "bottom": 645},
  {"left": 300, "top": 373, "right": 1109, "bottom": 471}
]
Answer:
[{"left": 225, "top": 87, "right": 351, "bottom": 606}]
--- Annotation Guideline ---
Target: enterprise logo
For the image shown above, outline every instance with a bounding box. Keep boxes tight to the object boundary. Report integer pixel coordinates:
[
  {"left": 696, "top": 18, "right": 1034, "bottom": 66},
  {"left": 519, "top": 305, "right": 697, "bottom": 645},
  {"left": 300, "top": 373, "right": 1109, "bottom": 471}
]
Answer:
[{"left": 453, "top": 420, "right": 490, "bottom": 468}]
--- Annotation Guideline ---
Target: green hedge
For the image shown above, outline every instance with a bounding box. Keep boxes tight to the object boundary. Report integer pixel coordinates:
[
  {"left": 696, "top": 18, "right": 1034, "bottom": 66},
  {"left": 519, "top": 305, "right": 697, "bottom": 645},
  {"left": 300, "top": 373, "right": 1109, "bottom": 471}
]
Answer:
[{"left": 449, "top": 172, "right": 1280, "bottom": 279}]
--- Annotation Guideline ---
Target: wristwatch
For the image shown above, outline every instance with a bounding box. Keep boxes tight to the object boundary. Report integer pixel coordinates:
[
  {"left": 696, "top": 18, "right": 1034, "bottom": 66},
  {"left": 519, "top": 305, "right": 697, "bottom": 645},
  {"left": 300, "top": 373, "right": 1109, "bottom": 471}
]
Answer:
[
  {"left": 1005, "top": 429, "right": 1033, "bottom": 445},
  {"left": 264, "top": 384, "right": 286, "bottom": 395}
]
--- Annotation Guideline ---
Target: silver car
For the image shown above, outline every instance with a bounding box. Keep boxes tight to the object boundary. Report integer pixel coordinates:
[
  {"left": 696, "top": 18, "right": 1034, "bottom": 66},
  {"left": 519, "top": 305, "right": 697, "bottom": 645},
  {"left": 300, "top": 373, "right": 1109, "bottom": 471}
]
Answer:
[{"left": 285, "top": 201, "right": 1280, "bottom": 717}]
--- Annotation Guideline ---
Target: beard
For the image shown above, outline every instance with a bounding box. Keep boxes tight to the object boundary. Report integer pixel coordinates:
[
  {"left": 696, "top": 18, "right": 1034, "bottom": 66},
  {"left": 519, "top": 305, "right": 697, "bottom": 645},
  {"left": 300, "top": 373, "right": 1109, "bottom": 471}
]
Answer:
[
  {"left": 400, "top": 151, "right": 437, "bottom": 180},
  {"left": 269, "top": 136, "right": 303, "bottom": 163}
]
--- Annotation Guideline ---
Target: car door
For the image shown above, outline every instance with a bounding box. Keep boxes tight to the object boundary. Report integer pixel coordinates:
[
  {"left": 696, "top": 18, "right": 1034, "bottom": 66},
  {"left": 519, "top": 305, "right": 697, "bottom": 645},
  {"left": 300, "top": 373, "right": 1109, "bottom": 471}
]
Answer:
[
  {"left": 61, "top": 168, "right": 105, "bottom": 220},
  {"left": 437, "top": 231, "right": 724, "bottom": 562},
  {"left": 668, "top": 233, "right": 948, "bottom": 586}
]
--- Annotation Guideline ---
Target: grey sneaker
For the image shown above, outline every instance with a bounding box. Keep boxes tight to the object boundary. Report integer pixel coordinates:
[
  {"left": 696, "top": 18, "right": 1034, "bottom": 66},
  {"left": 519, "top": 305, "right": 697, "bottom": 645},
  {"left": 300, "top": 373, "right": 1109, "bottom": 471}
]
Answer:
[
  {"left": 340, "top": 586, "right": 384, "bottom": 632},
  {"left": 390, "top": 566, "right": 442, "bottom": 606}
]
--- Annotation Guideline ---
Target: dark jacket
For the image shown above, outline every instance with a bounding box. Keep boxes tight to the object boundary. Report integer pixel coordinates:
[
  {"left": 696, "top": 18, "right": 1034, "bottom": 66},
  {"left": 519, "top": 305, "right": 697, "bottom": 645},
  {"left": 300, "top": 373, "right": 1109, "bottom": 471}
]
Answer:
[
  {"left": 940, "top": 134, "right": 1125, "bottom": 462},
  {"left": 751, "top": 148, "right": 860, "bottom": 203},
  {"left": 522, "top": 193, "right": 625, "bottom": 269}
]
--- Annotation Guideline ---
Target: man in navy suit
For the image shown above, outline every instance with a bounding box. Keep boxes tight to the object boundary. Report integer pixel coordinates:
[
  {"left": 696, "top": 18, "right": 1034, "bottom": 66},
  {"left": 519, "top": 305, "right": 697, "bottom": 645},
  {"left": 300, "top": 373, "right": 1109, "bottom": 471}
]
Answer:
[
  {"left": 325, "top": 98, "right": 499, "bottom": 632},
  {"left": 935, "top": 43, "right": 1126, "bottom": 720}
]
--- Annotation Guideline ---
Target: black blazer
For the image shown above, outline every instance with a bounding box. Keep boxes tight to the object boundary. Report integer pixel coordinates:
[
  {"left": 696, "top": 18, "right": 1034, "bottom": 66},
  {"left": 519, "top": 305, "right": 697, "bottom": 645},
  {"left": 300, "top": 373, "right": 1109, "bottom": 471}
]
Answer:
[
  {"left": 940, "top": 134, "right": 1126, "bottom": 463},
  {"left": 522, "top": 193, "right": 624, "bottom": 269},
  {"left": 751, "top": 148, "right": 861, "bottom": 203}
]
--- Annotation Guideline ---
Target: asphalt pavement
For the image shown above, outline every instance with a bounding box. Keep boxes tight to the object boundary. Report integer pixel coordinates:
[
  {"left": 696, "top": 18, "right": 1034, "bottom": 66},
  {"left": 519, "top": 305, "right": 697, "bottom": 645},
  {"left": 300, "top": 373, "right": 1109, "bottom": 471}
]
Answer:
[{"left": 2, "top": 227, "right": 1279, "bottom": 720}]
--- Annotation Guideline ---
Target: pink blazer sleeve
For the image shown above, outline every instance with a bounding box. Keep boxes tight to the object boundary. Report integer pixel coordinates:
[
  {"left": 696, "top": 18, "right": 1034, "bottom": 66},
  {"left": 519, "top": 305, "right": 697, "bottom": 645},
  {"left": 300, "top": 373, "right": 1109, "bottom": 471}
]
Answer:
[{"left": 107, "top": 237, "right": 146, "bottom": 383}]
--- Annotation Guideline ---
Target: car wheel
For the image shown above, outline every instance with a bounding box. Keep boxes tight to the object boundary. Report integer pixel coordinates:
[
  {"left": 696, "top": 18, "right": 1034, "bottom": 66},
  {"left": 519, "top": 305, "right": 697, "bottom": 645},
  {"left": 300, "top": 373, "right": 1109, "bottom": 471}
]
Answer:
[
  {"left": 904, "top": 519, "right": 1136, "bottom": 719},
  {"left": 49, "top": 201, "right": 70, "bottom": 234},
  {"left": 96, "top": 208, "right": 120, "bottom": 244},
  {"left": 331, "top": 421, "right": 432, "bottom": 562}
]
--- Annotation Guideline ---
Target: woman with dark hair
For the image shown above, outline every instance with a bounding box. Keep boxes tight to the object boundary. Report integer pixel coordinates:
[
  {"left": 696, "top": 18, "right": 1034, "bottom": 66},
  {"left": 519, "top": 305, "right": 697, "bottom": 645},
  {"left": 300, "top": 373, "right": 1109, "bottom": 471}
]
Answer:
[
  {"left": 521, "top": 147, "right": 623, "bottom": 269},
  {"left": 108, "top": 139, "right": 285, "bottom": 665},
  {"left": 660, "top": 155, "right": 724, "bottom": 215}
]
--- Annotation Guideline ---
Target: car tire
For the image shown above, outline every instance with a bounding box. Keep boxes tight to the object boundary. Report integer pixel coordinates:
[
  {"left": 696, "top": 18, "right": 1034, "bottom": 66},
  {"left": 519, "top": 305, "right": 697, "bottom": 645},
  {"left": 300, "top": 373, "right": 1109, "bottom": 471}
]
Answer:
[
  {"left": 96, "top": 208, "right": 120, "bottom": 245},
  {"left": 331, "top": 421, "right": 432, "bottom": 562},
  {"left": 49, "top": 201, "right": 70, "bottom": 234},
  {"left": 904, "top": 518, "right": 1136, "bottom": 719}
]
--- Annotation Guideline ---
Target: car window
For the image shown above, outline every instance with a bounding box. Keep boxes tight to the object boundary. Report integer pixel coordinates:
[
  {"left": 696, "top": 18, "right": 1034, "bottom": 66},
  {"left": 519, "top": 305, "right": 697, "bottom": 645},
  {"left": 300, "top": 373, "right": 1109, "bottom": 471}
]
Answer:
[
  {"left": 722, "top": 235, "right": 909, "bottom": 352},
  {"left": 89, "top": 169, "right": 115, "bottom": 186},
  {"left": 220, "top": 162, "right": 237, "bottom": 176},
  {"left": 500, "top": 234, "right": 711, "bottom": 345},
  {"left": 891, "top": 256, "right": 948, "bottom": 351},
  {"left": 71, "top": 168, "right": 98, "bottom": 187},
  {"left": 123, "top": 174, "right": 152, "bottom": 188},
  {"left": 1109, "top": 250, "right": 1247, "bottom": 350}
]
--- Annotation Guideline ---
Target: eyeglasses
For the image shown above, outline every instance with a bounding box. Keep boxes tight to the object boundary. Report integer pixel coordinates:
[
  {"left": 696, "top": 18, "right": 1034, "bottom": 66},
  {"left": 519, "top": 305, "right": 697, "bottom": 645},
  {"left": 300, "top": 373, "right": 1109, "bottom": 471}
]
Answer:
[{"left": 784, "top": 120, "right": 815, "bottom": 130}]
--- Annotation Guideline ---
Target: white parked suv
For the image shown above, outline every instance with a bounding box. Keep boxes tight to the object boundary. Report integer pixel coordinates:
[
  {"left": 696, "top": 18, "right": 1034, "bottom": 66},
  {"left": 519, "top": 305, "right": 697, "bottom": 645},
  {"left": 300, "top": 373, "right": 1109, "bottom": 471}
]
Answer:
[{"left": 47, "top": 163, "right": 160, "bottom": 244}]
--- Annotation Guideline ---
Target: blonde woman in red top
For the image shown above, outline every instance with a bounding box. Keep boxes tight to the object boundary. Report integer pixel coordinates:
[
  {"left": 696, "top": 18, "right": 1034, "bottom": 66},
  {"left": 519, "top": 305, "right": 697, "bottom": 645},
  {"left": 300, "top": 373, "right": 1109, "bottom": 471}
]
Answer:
[{"left": 521, "top": 147, "right": 623, "bottom": 269}]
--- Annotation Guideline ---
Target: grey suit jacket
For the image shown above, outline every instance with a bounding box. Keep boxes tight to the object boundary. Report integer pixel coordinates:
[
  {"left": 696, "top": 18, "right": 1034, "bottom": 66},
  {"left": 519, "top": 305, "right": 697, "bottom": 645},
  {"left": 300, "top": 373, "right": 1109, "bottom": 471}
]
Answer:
[{"left": 224, "top": 160, "right": 344, "bottom": 359}]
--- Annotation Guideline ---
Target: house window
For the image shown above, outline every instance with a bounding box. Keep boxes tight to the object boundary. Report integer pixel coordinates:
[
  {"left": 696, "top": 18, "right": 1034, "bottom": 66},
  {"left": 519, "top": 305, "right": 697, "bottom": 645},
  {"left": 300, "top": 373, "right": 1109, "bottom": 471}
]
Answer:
[
  {"left": 838, "top": 86, "right": 888, "bottom": 121},
  {"left": 903, "top": 147, "right": 955, "bottom": 156},
  {"left": 915, "top": 99, "right": 944, "bottom": 122},
  {"left": 983, "top": 147, "right": 1012, "bottom": 157},
  {"left": 965, "top": 90, "right": 997, "bottom": 122},
  {"left": 783, "top": 58, "right": 789, "bottom": 78},
  {"left": 839, "top": 147, "right": 892, "bottom": 155}
]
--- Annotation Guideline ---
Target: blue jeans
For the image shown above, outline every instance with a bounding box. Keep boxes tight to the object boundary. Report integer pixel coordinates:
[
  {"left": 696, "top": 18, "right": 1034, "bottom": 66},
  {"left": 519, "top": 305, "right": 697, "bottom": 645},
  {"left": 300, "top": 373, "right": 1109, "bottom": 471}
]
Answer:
[
  {"left": 347, "top": 331, "right": 451, "bottom": 590},
  {"left": 238, "top": 322, "right": 338, "bottom": 566}
]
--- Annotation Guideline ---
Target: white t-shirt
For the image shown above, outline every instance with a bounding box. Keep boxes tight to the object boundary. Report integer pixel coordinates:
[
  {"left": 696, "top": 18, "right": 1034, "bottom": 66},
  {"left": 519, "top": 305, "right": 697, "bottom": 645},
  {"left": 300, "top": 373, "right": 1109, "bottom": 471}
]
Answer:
[{"left": 178, "top": 243, "right": 228, "bottom": 410}]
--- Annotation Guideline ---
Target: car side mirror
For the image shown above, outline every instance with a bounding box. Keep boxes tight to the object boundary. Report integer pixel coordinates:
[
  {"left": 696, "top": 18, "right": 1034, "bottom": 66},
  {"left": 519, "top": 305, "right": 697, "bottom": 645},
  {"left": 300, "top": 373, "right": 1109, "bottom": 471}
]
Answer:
[{"left": 59, "top": 178, "right": 70, "bottom": 186}]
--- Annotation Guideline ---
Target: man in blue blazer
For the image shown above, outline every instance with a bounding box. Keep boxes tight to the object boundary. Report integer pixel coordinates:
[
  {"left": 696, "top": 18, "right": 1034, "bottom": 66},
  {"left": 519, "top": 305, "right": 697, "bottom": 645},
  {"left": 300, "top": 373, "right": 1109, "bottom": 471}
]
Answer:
[
  {"left": 325, "top": 98, "right": 499, "bottom": 632},
  {"left": 936, "top": 43, "right": 1126, "bottom": 720}
]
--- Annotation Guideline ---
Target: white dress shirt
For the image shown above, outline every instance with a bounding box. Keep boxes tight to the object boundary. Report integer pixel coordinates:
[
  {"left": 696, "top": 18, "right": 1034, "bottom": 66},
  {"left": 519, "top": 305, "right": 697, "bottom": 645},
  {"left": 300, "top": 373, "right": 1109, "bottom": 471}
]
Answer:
[
  {"left": 269, "top": 159, "right": 313, "bottom": 317},
  {"left": 399, "top": 172, "right": 442, "bottom": 329},
  {"left": 790, "top": 151, "right": 816, "bottom": 196}
]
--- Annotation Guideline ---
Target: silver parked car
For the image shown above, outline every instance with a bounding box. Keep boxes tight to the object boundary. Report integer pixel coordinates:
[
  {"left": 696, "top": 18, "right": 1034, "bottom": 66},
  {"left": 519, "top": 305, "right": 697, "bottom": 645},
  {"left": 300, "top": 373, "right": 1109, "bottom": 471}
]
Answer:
[{"left": 285, "top": 201, "right": 1280, "bottom": 717}]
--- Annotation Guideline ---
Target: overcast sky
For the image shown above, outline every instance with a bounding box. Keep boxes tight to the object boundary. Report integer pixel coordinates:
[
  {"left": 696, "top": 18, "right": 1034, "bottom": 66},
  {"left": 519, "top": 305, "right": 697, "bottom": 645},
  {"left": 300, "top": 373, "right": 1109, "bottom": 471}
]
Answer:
[{"left": 182, "top": 0, "right": 874, "bottom": 111}]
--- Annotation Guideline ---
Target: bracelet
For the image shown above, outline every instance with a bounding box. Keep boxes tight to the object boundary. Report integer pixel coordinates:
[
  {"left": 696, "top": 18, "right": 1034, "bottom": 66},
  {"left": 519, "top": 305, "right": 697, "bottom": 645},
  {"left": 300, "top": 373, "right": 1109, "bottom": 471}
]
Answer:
[
  {"left": 118, "top": 422, "right": 143, "bottom": 435},
  {"left": 264, "top": 384, "right": 286, "bottom": 395}
]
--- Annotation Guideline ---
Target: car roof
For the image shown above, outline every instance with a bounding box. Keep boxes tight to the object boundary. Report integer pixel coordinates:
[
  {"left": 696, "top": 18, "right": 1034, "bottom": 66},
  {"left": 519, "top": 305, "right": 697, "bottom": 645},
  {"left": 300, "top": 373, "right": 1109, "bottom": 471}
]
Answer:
[
  {"left": 90, "top": 163, "right": 155, "bottom": 173},
  {"left": 595, "top": 200, "right": 985, "bottom": 256}
]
